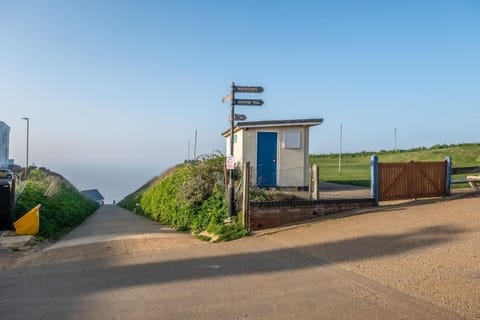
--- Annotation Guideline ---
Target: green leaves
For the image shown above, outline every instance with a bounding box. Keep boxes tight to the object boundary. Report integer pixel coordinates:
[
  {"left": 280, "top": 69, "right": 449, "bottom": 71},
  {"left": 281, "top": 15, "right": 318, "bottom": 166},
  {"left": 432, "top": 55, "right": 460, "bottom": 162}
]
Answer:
[
  {"left": 14, "top": 168, "right": 98, "bottom": 239},
  {"left": 125, "top": 154, "right": 248, "bottom": 241}
]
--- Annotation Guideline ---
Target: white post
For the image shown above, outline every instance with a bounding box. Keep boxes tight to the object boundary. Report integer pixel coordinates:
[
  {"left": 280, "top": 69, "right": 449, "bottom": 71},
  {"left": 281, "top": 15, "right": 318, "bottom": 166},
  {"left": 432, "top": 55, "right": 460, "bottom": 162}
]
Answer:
[
  {"left": 312, "top": 164, "right": 319, "bottom": 200},
  {"left": 338, "top": 123, "right": 342, "bottom": 172},
  {"left": 242, "top": 162, "right": 250, "bottom": 229}
]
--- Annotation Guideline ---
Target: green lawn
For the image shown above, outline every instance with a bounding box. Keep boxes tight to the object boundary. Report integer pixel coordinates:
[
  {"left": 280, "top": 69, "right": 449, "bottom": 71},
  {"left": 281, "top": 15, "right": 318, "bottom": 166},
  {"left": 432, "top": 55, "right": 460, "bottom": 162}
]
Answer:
[{"left": 310, "top": 143, "right": 480, "bottom": 187}]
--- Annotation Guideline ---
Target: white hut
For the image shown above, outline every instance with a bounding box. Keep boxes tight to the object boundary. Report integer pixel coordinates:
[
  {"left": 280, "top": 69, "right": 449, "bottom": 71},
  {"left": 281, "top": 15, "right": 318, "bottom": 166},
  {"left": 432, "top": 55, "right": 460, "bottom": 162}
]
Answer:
[{"left": 222, "top": 118, "right": 323, "bottom": 188}]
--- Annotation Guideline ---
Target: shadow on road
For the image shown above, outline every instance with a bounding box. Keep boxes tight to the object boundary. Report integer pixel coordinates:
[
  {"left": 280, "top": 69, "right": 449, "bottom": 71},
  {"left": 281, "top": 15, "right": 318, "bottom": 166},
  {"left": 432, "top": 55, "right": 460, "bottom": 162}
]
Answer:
[
  {"left": 52, "top": 224, "right": 465, "bottom": 294},
  {"left": 0, "top": 223, "right": 468, "bottom": 320}
]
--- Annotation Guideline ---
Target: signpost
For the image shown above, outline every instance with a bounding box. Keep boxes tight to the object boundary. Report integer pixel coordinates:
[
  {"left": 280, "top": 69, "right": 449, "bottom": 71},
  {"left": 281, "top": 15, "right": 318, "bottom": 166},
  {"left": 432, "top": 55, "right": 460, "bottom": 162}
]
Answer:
[
  {"left": 233, "top": 99, "right": 264, "bottom": 106},
  {"left": 228, "top": 114, "right": 247, "bottom": 121},
  {"left": 234, "top": 86, "right": 264, "bottom": 93},
  {"left": 234, "top": 114, "right": 247, "bottom": 121},
  {"left": 222, "top": 83, "right": 264, "bottom": 221}
]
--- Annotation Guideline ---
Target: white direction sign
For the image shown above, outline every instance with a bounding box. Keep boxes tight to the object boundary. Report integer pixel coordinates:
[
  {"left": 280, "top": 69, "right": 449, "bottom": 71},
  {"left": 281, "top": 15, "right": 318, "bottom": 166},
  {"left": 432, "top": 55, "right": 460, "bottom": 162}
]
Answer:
[
  {"left": 234, "top": 113, "right": 247, "bottom": 121},
  {"left": 234, "top": 86, "right": 264, "bottom": 93},
  {"left": 233, "top": 99, "right": 264, "bottom": 106}
]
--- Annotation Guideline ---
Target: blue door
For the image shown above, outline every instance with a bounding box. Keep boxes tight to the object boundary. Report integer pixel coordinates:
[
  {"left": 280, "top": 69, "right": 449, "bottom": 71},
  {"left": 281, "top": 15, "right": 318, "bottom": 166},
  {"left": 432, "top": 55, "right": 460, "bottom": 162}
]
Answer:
[{"left": 257, "top": 132, "right": 277, "bottom": 187}]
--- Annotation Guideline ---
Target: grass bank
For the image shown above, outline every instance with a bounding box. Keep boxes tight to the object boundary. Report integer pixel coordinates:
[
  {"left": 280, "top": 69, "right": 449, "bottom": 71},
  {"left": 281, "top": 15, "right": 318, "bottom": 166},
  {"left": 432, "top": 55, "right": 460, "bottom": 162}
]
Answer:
[
  {"left": 14, "top": 168, "right": 99, "bottom": 239},
  {"left": 310, "top": 143, "right": 480, "bottom": 187}
]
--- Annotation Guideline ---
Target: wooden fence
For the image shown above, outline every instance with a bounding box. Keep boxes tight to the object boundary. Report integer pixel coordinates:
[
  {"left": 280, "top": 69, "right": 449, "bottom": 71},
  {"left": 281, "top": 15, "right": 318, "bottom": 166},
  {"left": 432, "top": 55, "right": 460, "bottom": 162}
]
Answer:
[{"left": 378, "top": 161, "right": 447, "bottom": 201}]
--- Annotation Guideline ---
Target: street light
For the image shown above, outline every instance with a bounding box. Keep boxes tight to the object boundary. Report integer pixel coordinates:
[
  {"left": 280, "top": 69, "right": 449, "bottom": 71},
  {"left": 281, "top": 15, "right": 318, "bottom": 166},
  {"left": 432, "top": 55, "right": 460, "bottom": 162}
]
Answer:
[{"left": 21, "top": 117, "right": 29, "bottom": 178}]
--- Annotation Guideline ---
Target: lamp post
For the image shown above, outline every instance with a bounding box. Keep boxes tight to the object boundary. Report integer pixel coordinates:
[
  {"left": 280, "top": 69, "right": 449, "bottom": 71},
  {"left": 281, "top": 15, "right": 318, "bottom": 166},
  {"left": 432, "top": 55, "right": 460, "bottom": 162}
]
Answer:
[{"left": 21, "top": 117, "right": 29, "bottom": 178}]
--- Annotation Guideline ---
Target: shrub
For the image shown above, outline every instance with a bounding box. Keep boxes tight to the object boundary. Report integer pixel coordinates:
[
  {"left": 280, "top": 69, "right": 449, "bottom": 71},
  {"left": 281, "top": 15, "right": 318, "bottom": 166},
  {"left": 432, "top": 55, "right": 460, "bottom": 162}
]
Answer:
[
  {"left": 14, "top": 168, "right": 98, "bottom": 239},
  {"left": 126, "top": 154, "right": 248, "bottom": 241},
  {"left": 207, "top": 219, "right": 248, "bottom": 241}
]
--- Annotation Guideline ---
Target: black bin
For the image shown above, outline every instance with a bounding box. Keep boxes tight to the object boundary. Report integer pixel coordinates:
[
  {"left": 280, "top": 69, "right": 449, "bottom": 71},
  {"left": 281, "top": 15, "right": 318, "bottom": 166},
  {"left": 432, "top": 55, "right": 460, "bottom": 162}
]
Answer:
[{"left": 0, "top": 180, "right": 14, "bottom": 230}]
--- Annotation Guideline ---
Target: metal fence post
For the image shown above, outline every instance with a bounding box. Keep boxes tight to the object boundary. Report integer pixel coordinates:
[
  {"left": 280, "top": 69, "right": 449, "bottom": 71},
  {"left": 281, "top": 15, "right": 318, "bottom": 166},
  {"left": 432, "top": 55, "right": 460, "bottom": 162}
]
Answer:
[
  {"left": 445, "top": 156, "right": 452, "bottom": 195},
  {"left": 371, "top": 155, "right": 379, "bottom": 205}
]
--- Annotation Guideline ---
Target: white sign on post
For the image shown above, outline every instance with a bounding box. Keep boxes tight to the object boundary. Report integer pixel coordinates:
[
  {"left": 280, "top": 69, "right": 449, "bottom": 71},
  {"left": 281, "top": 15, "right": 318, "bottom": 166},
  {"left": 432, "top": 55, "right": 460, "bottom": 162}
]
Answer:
[{"left": 226, "top": 156, "right": 235, "bottom": 170}]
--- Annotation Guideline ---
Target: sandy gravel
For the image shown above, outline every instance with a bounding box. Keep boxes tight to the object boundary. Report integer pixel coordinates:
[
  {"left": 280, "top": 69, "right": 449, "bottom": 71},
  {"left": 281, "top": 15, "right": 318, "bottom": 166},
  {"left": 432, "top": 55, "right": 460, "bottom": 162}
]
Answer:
[{"left": 265, "top": 195, "right": 480, "bottom": 319}]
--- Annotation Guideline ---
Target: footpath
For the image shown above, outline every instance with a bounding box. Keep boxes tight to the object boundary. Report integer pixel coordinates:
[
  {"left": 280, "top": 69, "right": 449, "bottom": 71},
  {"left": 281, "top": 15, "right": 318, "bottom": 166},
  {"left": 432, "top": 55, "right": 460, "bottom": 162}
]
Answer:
[
  {"left": 0, "top": 205, "right": 200, "bottom": 268},
  {"left": 38, "top": 205, "right": 201, "bottom": 265},
  {"left": 48, "top": 204, "right": 195, "bottom": 249}
]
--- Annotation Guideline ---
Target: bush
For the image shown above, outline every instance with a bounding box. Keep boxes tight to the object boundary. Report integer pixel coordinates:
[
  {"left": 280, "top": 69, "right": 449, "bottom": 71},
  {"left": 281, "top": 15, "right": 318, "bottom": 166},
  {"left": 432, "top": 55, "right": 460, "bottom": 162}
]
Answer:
[
  {"left": 125, "top": 154, "right": 248, "bottom": 241},
  {"left": 119, "top": 165, "right": 181, "bottom": 211},
  {"left": 208, "top": 220, "right": 249, "bottom": 241},
  {"left": 14, "top": 168, "right": 98, "bottom": 239}
]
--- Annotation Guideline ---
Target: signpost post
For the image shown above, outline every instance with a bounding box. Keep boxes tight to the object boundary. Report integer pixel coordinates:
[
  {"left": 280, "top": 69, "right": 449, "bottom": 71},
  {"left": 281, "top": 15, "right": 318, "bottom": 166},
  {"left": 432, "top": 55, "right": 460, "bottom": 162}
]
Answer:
[{"left": 223, "top": 83, "right": 264, "bottom": 221}]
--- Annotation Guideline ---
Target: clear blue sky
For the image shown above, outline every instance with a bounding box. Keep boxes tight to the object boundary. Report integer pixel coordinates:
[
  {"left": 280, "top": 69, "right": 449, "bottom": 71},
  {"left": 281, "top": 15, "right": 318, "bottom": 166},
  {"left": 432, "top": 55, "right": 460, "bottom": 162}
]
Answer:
[{"left": 1, "top": 1, "right": 479, "bottom": 202}]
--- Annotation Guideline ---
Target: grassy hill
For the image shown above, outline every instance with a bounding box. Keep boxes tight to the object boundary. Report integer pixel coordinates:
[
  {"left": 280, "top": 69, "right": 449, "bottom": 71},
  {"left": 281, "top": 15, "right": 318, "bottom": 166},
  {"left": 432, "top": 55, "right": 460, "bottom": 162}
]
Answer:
[
  {"left": 310, "top": 143, "right": 480, "bottom": 187},
  {"left": 14, "top": 168, "right": 99, "bottom": 239}
]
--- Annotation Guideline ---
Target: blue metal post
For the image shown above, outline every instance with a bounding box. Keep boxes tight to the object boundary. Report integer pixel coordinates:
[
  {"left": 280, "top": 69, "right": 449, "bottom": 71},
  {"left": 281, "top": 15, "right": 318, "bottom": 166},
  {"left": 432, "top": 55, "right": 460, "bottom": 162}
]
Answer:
[
  {"left": 371, "top": 155, "right": 379, "bottom": 205},
  {"left": 445, "top": 156, "right": 452, "bottom": 195}
]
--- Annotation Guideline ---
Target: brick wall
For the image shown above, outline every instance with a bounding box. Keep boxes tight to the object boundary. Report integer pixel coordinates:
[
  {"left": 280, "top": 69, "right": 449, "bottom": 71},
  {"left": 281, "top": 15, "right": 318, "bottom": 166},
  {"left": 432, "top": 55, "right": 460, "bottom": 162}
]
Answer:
[{"left": 248, "top": 198, "right": 375, "bottom": 230}]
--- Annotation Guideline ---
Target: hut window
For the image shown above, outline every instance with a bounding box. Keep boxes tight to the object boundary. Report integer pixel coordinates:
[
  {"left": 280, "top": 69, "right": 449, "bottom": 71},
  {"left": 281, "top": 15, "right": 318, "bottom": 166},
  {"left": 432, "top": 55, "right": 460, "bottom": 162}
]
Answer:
[{"left": 283, "top": 130, "right": 301, "bottom": 149}]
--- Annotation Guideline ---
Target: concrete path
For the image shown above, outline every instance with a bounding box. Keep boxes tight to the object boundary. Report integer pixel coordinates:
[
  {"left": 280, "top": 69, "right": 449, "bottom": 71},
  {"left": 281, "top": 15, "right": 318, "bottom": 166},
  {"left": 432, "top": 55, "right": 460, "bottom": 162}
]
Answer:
[
  {"left": 319, "top": 181, "right": 371, "bottom": 199},
  {"left": 46, "top": 205, "right": 194, "bottom": 250},
  {"left": 0, "top": 234, "right": 32, "bottom": 249},
  {"left": 37, "top": 205, "right": 201, "bottom": 265}
]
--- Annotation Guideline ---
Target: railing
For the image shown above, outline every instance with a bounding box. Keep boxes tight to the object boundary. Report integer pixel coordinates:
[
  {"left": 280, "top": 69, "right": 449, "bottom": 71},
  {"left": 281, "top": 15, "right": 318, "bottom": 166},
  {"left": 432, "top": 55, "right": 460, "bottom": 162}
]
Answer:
[
  {"left": 247, "top": 165, "right": 308, "bottom": 188},
  {"left": 450, "top": 165, "right": 480, "bottom": 185}
]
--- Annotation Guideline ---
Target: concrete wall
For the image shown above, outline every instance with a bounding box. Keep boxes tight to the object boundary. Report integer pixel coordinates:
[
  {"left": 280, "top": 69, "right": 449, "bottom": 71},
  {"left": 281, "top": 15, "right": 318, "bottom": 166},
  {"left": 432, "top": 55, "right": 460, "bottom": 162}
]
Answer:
[{"left": 248, "top": 198, "right": 376, "bottom": 230}]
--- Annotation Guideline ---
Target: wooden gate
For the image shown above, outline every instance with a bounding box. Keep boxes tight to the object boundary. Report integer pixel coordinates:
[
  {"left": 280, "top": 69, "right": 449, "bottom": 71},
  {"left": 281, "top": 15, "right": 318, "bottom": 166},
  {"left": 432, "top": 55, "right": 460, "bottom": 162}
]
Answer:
[{"left": 378, "top": 161, "right": 447, "bottom": 201}]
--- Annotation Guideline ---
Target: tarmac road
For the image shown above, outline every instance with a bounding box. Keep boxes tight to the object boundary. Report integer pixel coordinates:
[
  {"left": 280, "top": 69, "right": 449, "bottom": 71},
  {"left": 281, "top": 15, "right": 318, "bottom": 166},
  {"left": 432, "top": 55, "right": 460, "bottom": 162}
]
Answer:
[{"left": 0, "top": 205, "right": 465, "bottom": 319}]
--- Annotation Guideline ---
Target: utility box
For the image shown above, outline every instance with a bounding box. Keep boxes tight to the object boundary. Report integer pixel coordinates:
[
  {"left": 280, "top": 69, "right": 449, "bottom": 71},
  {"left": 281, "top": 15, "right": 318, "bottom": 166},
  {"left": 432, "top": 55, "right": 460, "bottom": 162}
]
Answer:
[{"left": 0, "top": 170, "right": 15, "bottom": 230}]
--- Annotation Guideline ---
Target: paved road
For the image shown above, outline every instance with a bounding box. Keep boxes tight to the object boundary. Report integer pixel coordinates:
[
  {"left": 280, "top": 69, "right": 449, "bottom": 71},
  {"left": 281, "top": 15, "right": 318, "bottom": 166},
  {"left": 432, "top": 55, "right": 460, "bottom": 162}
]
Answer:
[{"left": 0, "top": 205, "right": 463, "bottom": 319}]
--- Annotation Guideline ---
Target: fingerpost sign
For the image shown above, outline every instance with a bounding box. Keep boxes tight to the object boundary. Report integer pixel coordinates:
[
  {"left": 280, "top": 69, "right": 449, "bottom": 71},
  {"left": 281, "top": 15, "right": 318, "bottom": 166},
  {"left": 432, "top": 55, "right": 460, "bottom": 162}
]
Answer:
[{"left": 222, "top": 82, "right": 264, "bottom": 220}]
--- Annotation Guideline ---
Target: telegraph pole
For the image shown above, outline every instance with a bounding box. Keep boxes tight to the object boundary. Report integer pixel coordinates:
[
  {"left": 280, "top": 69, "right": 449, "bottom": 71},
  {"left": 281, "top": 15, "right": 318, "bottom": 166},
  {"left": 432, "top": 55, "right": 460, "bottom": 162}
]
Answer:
[
  {"left": 394, "top": 127, "right": 397, "bottom": 151},
  {"left": 194, "top": 129, "right": 198, "bottom": 160},
  {"left": 338, "top": 123, "right": 342, "bottom": 172}
]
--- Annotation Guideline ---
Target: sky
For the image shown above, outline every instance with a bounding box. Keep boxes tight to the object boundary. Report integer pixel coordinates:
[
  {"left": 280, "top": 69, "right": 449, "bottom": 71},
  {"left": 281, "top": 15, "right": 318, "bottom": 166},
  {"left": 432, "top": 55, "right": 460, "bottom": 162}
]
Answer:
[{"left": 1, "top": 0, "right": 479, "bottom": 202}]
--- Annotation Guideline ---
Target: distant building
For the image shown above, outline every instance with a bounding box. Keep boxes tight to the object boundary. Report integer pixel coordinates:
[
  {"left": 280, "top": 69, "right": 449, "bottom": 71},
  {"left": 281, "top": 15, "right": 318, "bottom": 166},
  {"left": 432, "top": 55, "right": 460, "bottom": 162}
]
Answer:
[
  {"left": 0, "top": 121, "right": 10, "bottom": 169},
  {"left": 222, "top": 118, "right": 323, "bottom": 188},
  {"left": 81, "top": 189, "right": 105, "bottom": 205}
]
